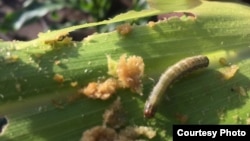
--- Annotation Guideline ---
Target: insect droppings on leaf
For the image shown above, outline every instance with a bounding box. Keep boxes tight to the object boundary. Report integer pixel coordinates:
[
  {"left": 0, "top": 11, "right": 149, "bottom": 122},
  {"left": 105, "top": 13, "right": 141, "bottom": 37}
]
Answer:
[
  {"left": 81, "top": 54, "right": 145, "bottom": 100},
  {"left": 116, "top": 23, "right": 132, "bottom": 36},
  {"left": 103, "top": 97, "right": 126, "bottom": 129},
  {"left": 147, "top": 21, "right": 156, "bottom": 28},
  {"left": 80, "top": 98, "right": 156, "bottom": 141},
  {"left": 53, "top": 74, "right": 64, "bottom": 83},
  {"left": 80, "top": 78, "right": 119, "bottom": 100},
  {"left": 116, "top": 54, "right": 144, "bottom": 94},
  {"left": 80, "top": 126, "right": 117, "bottom": 141},
  {"left": 219, "top": 57, "right": 231, "bottom": 66},
  {"left": 70, "top": 81, "right": 78, "bottom": 87}
]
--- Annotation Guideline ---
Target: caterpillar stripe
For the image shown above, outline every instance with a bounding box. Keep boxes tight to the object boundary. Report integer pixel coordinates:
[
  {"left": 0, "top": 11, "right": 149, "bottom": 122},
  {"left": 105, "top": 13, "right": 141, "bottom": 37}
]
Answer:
[{"left": 144, "top": 55, "right": 209, "bottom": 118}]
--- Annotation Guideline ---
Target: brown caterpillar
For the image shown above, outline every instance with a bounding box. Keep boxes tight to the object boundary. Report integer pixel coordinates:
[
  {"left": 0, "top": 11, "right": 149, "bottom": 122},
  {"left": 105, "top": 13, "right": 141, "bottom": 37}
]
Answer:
[{"left": 144, "top": 55, "right": 209, "bottom": 118}]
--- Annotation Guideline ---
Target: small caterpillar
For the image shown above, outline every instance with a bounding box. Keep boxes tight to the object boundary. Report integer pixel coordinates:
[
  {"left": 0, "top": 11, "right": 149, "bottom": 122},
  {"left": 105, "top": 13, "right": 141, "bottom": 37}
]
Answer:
[{"left": 144, "top": 55, "right": 209, "bottom": 118}]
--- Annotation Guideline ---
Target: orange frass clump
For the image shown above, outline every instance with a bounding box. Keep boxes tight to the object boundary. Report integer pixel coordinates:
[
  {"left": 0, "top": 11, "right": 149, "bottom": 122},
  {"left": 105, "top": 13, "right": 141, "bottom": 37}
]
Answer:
[
  {"left": 117, "top": 54, "right": 144, "bottom": 94},
  {"left": 81, "top": 78, "right": 119, "bottom": 100},
  {"left": 116, "top": 23, "right": 132, "bottom": 36},
  {"left": 147, "top": 21, "right": 156, "bottom": 28},
  {"left": 53, "top": 73, "right": 64, "bottom": 83},
  {"left": 80, "top": 126, "right": 117, "bottom": 141},
  {"left": 81, "top": 54, "right": 145, "bottom": 100}
]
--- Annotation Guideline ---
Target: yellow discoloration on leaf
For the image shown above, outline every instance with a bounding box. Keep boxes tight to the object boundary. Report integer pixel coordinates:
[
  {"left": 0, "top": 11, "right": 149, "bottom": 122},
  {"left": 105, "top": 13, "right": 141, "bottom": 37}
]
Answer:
[
  {"left": 37, "top": 30, "right": 73, "bottom": 49},
  {"left": 107, "top": 55, "right": 118, "bottom": 77},
  {"left": 4, "top": 55, "right": 19, "bottom": 64}
]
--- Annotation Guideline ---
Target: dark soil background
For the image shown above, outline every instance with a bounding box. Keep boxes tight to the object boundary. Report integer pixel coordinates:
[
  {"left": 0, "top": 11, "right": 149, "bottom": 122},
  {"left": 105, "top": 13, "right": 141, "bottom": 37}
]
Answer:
[{"left": 0, "top": 0, "right": 148, "bottom": 41}]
